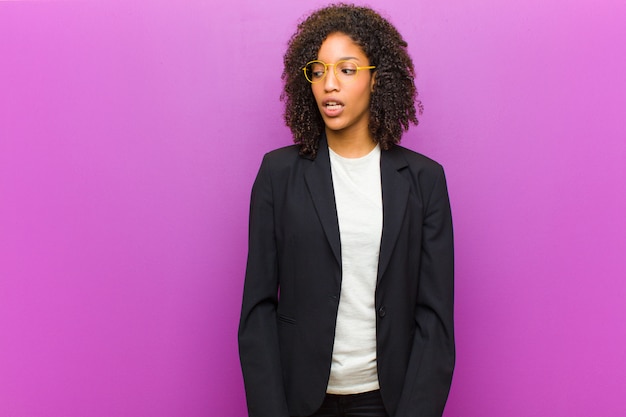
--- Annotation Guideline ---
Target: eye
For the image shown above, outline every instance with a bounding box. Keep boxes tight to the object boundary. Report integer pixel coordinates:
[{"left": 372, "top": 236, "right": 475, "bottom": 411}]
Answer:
[
  {"left": 337, "top": 62, "right": 358, "bottom": 76},
  {"left": 306, "top": 62, "right": 326, "bottom": 80}
]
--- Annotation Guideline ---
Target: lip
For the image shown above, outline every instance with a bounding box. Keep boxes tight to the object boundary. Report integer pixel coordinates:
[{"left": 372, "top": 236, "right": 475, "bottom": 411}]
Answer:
[{"left": 321, "top": 98, "right": 345, "bottom": 118}]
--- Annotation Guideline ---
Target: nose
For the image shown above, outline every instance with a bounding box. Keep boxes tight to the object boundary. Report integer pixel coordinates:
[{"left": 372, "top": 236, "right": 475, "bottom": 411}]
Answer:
[{"left": 323, "top": 65, "right": 339, "bottom": 92}]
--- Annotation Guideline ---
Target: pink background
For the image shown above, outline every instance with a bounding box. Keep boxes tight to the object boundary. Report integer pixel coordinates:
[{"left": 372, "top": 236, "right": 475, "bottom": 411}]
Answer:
[{"left": 1, "top": 0, "right": 625, "bottom": 416}]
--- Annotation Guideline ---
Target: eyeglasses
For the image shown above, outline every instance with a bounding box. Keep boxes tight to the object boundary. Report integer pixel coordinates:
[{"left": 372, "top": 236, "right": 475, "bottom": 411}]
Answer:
[{"left": 302, "top": 60, "right": 376, "bottom": 84}]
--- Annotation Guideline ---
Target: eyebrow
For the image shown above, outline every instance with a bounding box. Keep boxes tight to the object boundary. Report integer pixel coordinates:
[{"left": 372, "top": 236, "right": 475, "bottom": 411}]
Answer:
[{"left": 317, "top": 56, "right": 361, "bottom": 62}]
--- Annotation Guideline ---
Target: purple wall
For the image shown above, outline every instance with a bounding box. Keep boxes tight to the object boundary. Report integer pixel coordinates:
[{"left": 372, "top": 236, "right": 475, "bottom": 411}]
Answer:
[{"left": 1, "top": 1, "right": 624, "bottom": 416}]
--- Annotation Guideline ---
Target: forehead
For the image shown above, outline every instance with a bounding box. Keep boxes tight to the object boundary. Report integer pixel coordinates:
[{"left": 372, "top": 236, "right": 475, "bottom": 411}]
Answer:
[{"left": 317, "top": 32, "right": 368, "bottom": 61}]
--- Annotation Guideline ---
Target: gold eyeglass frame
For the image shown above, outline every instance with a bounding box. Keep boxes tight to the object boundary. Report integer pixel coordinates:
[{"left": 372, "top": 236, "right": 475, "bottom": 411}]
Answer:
[{"left": 302, "top": 60, "right": 376, "bottom": 84}]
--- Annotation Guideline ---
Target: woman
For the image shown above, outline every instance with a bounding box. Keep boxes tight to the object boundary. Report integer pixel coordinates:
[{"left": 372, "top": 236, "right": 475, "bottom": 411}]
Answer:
[{"left": 238, "top": 4, "right": 454, "bottom": 417}]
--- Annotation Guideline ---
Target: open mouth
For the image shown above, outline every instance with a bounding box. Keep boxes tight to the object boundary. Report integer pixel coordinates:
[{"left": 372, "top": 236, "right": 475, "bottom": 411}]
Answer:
[
  {"left": 323, "top": 100, "right": 344, "bottom": 112},
  {"left": 325, "top": 101, "right": 343, "bottom": 108}
]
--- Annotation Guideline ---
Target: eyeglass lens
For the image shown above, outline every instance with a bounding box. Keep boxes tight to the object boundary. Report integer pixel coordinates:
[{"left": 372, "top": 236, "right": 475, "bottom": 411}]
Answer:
[{"left": 304, "top": 61, "right": 360, "bottom": 83}]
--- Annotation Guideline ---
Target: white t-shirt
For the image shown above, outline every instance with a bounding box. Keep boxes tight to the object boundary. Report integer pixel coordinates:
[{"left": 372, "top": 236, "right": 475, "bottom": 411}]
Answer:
[{"left": 327, "top": 144, "right": 383, "bottom": 394}]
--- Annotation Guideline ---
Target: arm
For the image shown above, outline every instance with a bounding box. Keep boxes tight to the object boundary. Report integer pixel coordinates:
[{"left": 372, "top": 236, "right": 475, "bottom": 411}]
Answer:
[
  {"left": 238, "top": 155, "right": 290, "bottom": 417},
  {"left": 396, "top": 165, "right": 455, "bottom": 417}
]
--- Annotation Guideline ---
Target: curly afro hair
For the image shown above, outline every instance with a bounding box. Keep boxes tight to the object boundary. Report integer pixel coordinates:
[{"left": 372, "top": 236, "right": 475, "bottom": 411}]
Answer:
[{"left": 281, "top": 3, "right": 422, "bottom": 157}]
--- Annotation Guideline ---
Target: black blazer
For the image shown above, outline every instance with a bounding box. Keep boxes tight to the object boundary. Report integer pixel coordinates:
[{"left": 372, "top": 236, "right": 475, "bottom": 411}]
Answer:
[{"left": 238, "top": 136, "right": 455, "bottom": 417}]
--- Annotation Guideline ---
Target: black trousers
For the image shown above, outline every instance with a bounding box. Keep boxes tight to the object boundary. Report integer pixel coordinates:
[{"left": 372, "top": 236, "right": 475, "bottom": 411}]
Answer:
[{"left": 306, "top": 390, "right": 389, "bottom": 417}]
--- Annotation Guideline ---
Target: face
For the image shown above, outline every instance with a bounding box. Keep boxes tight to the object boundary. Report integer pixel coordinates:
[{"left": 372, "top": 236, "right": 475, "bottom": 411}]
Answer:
[{"left": 311, "top": 32, "right": 375, "bottom": 138}]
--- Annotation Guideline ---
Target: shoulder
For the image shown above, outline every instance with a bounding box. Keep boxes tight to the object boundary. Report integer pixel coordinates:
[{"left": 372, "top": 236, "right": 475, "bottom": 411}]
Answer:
[
  {"left": 388, "top": 145, "right": 451, "bottom": 208},
  {"left": 387, "top": 144, "right": 445, "bottom": 178},
  {"left": 261, "top": 145, "right": 301, "bottom": 167},
  {"left": 264, "top": 144, "right": 301, "bottom": 159},
  {"left": 254, "top": 144, "right": 305, "bottom": 182}
]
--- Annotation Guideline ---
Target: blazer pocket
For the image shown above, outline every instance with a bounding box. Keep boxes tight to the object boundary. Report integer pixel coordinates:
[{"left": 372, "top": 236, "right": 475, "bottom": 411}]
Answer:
[{"left": 277, "top": 314, "right": 296, "bottom": 325}]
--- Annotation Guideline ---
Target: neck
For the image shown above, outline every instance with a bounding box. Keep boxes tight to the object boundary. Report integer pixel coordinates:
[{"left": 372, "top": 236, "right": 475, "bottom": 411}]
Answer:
[{"left": 326, "top": 127, "right": 376, "bottom": 158}]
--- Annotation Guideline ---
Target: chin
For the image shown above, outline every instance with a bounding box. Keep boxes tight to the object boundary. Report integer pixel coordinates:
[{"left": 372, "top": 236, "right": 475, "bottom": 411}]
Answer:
[{"left": 322, "top": 119, "right": 347, "bottom": 132}]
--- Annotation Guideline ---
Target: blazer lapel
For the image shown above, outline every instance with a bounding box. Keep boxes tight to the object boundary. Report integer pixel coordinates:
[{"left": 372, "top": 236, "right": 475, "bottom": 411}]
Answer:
[
  {"left": 378, "top": 147, "right": 410, "bottom": 284},
  {"left": 304, "top": 138, "right": 342, "bottom": 267}
]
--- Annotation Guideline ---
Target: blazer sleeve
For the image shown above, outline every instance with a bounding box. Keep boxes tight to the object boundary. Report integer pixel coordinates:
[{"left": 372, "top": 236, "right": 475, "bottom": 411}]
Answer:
[
  {"left": 396, "top": 165, "right": 455, "bottom": 417},
  {"left": 238, "top": 155, "right": 290, "bottom": 417}
]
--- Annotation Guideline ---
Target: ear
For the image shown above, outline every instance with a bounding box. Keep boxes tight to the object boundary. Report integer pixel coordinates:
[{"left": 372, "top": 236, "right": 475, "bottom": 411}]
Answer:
[{"left": 370, "top": 71, "right": 376, "bottom": 93}]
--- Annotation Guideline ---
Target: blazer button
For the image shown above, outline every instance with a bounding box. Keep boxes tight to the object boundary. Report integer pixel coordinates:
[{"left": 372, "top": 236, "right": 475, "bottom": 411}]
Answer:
[{"left": 378, "top": 306, "right": 386, "bottom": 318}]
